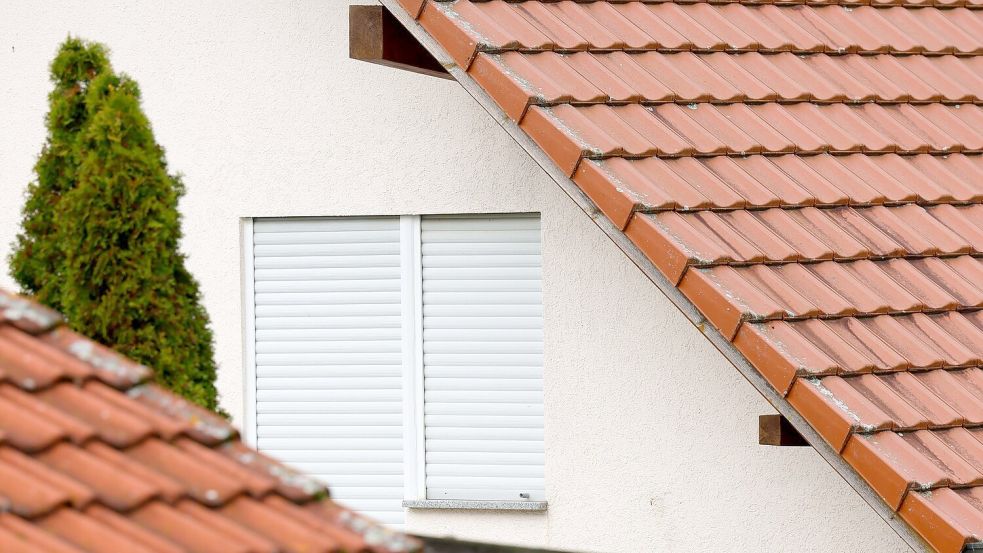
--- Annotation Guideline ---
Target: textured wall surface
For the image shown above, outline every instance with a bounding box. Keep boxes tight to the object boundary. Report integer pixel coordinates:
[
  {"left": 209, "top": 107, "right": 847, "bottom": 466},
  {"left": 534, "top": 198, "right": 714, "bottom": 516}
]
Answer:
[{"left": 0, "top": 2, "right": 910, "bottom": 551}]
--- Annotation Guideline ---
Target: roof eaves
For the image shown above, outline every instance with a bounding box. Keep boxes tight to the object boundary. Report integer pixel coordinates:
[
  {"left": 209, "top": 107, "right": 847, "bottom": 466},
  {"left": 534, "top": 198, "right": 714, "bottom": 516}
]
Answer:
[{"left": 377, "top": 1, "right": 933, "bottom": 551}]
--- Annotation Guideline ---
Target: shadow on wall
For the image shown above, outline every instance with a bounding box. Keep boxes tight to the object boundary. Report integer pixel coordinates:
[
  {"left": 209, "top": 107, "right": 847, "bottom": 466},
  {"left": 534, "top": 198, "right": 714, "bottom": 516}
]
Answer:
[{"left": 419, "top": 536, "right": 590, "bottom": 553}]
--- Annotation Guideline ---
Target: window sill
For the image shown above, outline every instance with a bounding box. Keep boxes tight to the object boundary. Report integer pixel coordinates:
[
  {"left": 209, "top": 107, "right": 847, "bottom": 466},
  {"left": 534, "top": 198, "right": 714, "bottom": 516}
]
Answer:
[{"left": 402, "top": 500, "right": 548, "bottom": 511}]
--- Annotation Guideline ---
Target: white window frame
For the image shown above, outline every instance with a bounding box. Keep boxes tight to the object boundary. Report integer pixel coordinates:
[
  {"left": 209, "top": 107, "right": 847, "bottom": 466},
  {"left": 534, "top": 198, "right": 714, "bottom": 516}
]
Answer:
[
  {"left": 241, "top": 214, "right": 548, "bottom": 511},
  {"left": 399, "top": 215, "right": 427, "bottom": 501},
  {"left": 241, "top": 217, "right": 258, "bottom": 447}
]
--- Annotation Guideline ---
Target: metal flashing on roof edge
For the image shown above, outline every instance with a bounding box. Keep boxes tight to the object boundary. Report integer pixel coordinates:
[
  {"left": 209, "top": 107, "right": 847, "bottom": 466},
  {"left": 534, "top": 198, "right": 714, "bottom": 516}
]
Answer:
[{"left": 376, "top": 1, "right": 931, "bottom": 551}]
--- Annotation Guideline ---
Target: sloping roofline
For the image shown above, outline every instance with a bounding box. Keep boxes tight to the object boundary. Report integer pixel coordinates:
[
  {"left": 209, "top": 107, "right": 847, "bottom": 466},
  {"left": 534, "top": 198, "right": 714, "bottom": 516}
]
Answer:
[{"left": 376, "top": 1, "right": 930, "bottom": 549}]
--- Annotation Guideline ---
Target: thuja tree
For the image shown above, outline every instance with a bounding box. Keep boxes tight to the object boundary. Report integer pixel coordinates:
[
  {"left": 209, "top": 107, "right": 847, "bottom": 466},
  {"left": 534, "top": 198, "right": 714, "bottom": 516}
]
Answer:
[
  {"left": 11, "top": 39, "right": 222, "bottom": 411},
  {"left": 10, "top": 39, "right": 111, "bottom": 311}
]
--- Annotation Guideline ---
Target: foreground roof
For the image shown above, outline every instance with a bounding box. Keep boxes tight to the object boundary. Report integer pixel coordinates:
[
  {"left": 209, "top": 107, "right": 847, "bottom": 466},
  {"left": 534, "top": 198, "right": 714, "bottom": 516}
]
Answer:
[
  {"left": 0, "top": 290, "right": 419, "bottom": 553},
  {"left": 385, "top": 1, "right": 983, "bottom": 551}
]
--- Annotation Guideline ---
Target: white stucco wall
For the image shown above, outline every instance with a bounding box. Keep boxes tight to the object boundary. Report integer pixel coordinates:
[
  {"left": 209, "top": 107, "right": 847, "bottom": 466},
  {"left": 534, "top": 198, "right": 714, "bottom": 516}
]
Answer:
[{"left": 0, "top": 2, "right": 910, "bottom": 551}]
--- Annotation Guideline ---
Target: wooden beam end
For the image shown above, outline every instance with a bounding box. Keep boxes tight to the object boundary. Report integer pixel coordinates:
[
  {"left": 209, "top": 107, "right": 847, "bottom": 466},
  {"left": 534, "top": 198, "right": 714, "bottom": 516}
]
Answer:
[
  {"left": 349, "top": 5, "right": 450, "bottom": 79},
  {"left": 759, "top": 414, "right": 809, "bottom": 447}
]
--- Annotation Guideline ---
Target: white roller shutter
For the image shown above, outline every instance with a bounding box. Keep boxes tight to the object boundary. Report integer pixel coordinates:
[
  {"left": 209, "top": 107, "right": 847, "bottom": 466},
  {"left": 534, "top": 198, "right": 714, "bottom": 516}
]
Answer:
[
  {"left": 420, "top": 215, "right": 545, "bottom": 501},
  {"left": 251, "top": 217, "right": 405, "bottom": 526}
]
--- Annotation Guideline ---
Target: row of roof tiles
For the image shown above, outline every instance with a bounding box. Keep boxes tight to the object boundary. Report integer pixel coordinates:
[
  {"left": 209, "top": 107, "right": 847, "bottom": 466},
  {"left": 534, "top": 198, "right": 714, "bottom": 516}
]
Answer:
[
  {"left": 579, "top": 155, "right": 983, "bottom": 219},
  {"left": 681, "top": 256, "right": 982, "bottom": 327},
  {"left": 482, "top": 51, "right": 983, "bottom": 106},
  {"left": 739, "top": 312, "right": 983, "bottom": 382},
  {"left": 414, "top": 0, "right": 983, "bottom": 62},
  {"left": 645, "top": 204, "right": 983, "bottom": 264},
  {"left": 517, "top": 104, "right": 983, "bottom": 170},
  {"left": 0, "top": 290, "right": 419, "bottom": 553}
]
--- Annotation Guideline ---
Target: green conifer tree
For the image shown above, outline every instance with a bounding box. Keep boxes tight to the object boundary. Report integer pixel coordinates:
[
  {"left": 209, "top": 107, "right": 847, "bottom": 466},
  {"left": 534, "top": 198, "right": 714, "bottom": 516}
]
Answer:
[
  {"left": 58, "top": 71, "right": 222, "bottom": 411},
  {"left": 10, "top": 38, "right": 111, "bottom": 310},
  {"left": 11, "top": 38, "right": 222, "bottom": 411}
]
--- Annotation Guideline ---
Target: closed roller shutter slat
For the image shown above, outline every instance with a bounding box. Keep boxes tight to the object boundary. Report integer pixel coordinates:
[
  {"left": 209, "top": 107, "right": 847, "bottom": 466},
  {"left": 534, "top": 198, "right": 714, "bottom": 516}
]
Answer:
[
  {"left": 256, "top": 304, "right": 400, "bottom": 317},
  {"left": 256, "top": 266, "right": 400, "bottom": 280},
  {"left": 421, "top": 215, "right": 545, "bottom": 502},
  {"left": 259, "top": 437, "right": 401, "bottom": 450},
  {"left": 426, "top": 452, "right": 544, "bottom": 465},
  {"left": 255, "top": 316, "right": 402, "bottom": 330},
  {"left": 330, "top": 487, "right": 405, "bottom": 499},
  {"left": 424, "top": 366, "right": 542, "bottom": 378},
  {"left": 271, "top": 451, "right": 403, "bottom": 463},
  {"left": 253, "top": 254, "right": 400, "bottom": 269},
  {"left": 256, "top": 353, "right": 402, "bottom": 365},
  {"left": 256, "top": 366, "right": 400, "bottom": 378},
  {"left": 257, "top": 328, "right": 402, "bottom": 341},
  {"left": 256, "top": 377, "right": 403, "bottom": 389},
  {"left": 254, "top": 217, "right": 396, "bottom": 233},
  {"left": 422, "top": 254, "right": 540, "bottom": 268},
  {"left": 256, "top": 401, "right": 401, "bottom": 414},
  {"left": 257, "top": 414, "right": 403, "bottom": 426},
  {"left": 255, "top": 279, "right": 401, "bottom": 293},
  {"left": 422, "top": 267, "right": 541, "bottom": 279},
  {"left": 424, "top": 402, "right": 543, "bottom": 416},
  {"left": 252, "top": 216, "right": 404, "bottom": 526},
  {"left": 254, "top": 230, "right": 401, "bottom": 245}
]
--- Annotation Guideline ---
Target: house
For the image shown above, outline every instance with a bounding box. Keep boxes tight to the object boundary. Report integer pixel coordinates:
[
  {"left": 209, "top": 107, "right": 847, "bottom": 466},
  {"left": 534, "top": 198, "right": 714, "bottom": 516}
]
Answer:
[{"left": 1, "top": 2, "right": 981, "bottom": 552}]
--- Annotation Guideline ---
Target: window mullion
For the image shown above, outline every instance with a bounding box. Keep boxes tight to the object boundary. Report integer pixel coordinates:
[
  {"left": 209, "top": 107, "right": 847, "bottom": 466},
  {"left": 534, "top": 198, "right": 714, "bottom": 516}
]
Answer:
[{"left": 400, "top": 215, "right": 426, "bottom": 500}]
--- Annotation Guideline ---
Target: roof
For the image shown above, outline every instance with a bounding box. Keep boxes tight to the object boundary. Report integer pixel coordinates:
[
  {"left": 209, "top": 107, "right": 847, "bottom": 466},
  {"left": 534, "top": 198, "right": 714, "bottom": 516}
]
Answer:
[
  {"left": 384, "top": 1, "right": 983, "bottom": 551},
  {"left": 0, "top": 289, "right": 420, "bottom": 553}
]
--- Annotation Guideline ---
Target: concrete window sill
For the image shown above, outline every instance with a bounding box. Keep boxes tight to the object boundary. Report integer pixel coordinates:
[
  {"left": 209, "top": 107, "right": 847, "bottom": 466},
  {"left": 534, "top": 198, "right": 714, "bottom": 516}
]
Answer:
[{"left": 402, "top": 500, "right": 548, "bottom": 511}]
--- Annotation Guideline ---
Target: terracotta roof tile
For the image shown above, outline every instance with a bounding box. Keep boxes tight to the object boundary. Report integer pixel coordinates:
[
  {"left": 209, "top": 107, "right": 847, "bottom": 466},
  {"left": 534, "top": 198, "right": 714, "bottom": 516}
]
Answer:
[
  {"left": 217, "top": 440, "right": 326, "bottom": 502},
  {"left": 0, "top": 291, "right": 421, "bottom": 552},
  {"left": 37, "top": 382, "right": 155, "bottom": 448},
  {"left": 84, "top": 504, "right": 185, "bottom": 553},
  {"left": 132, "top": 501, "right": 247, "bottom": 553},
  {"left": 126, "top": 383, "right": 235, "bottom": 445},
  {"left": 220, "top": 496, "right": 343, "bottom": 553},
  {"left": 0, "top": 513, "right": 83, "bottom": 553},
  {"left": 174, "top": 499, "right": 279, "bottom": 553},
  {"left": 0, "top": 452, "right": 73, "bottom": 517},
  {"left": 39, "top": 507, "right": 160, "bottom": 553},
  {"left": 41, "top": 327, "right": 151, "bottom": 389},
  {"left": 127, "top": 438, "right": 249, "bottom": 506},
  {"left": 37, "top": 442, "right": 160, "bottom": 511},
  {"left": 0, "top": 384, "right": 97, "bottom": 445},
  {"left": 398, "top": 1, "right": 983, "bottom": 549}
]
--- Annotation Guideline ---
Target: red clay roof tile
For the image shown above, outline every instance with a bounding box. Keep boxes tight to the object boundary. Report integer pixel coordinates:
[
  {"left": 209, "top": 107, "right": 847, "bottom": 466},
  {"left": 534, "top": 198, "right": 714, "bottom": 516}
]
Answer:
[
  {"left": 0, "top": 513, "right": 83, "bottom": 553},
  {"left": 399, "top": 1, "right": 983, "bottom": 549},
  {"left": 37, "top": 382, "right": 154, "bottom": 448},
  {"left": 37, "top": 442, "right": 160, "bottom": 511},
  {"left": 127, "top": 438, "right": 247, "bottom": 506},
  {"left": 129, "top": 501, "right": 247, "bottom": 553},
  {"left": 220, "top": 496, "right": 343, "bottom": 553}
]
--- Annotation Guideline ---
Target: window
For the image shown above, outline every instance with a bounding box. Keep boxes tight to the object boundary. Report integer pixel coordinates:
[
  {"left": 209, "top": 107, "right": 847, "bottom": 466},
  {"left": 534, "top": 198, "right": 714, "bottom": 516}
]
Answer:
[{"left": 244, "top": 214, "right": 544, "bottom": 526}]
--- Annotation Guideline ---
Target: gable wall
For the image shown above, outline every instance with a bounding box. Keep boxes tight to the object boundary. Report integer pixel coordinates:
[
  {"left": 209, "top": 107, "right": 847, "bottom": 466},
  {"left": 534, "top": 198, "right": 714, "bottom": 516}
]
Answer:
[{"left": 0, "top": 2, "right": 909, "bottom": 551}]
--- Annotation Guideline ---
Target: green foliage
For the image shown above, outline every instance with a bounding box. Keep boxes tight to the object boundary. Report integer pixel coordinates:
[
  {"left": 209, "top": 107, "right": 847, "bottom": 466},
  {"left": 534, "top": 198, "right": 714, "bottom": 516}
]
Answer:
[
  {"left": 11, "top": 38, "right": 111, "bottom": 310},
  {"left": 10, "top": 38, "right": 223, "bottom": 412}
]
